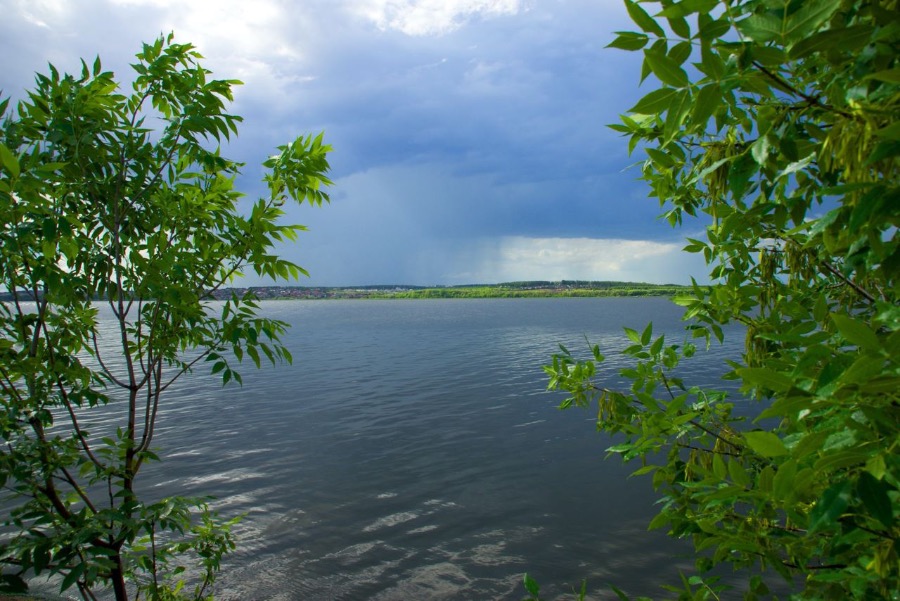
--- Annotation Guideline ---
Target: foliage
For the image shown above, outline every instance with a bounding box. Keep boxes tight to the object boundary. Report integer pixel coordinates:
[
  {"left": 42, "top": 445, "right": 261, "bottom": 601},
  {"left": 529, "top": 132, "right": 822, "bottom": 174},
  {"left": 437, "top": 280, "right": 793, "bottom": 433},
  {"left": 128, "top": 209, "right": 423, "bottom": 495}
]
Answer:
[
  {"left": 0, "top": 34, "right": 332, "bottom": 600},
  {"left": 545, "top": 0, "right": 898, "bottom": 598}
]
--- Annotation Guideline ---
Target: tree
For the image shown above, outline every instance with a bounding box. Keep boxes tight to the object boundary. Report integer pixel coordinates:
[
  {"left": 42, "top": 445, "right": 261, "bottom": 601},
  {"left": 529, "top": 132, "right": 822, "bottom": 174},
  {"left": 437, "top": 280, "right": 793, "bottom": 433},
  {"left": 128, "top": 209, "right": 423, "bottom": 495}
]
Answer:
[
  {"left": 544, "top": 0, "right": 898, "bottom": 598},
  {"left": 0, "top": 34, "right": 332, "bottom": 600}
]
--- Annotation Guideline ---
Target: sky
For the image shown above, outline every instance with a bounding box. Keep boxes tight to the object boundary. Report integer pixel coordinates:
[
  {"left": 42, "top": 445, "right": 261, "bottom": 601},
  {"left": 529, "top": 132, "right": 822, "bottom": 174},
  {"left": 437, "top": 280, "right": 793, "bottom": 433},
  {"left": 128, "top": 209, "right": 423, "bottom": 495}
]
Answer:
[{"left": 0, "top": 0, "right": 710, "bottom": 286}]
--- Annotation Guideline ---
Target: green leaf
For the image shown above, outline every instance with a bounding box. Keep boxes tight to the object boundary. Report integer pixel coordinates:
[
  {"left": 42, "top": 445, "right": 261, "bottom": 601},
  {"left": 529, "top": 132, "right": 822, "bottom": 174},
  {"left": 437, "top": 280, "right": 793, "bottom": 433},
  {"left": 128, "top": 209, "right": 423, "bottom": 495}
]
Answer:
[
  {"left": 631, "top": 464, "right": 657, "bottom": 476},
  {"left": 840, "top": 352, "right": 883, "bottom": 384},
  {"left": 728, "top": 459, "right": 751, "bottom": 488},
  {"left": 648, "top": 511, "right": 671, "bottom": 530},
  {"left": 866, "top": 140, "right": 900, "bottom": 165},
  {"left": 667, "top": 16, "right": 691, "bottom": 39},
  {"left": 668, "top": 41, "right": 693, "bottom": 67},
  {"left": 743, "top": 431, "right": 788, "bottom": 457},
  {"left": 699, "top": 16, "right": 731, "bottom": 42},
  {"left": 644, "top": 48, "right": 690, "bottom": 87},
  {"left": 0, "top": 142, "right": 19, "bottom": 178},
  {"left": 750, "top": 135, "right": 771, "bottom": 165},
  {"left": 712, "top": 452, "right": 726, "bottom": 480},
  {"left": 864, "top": 68, "right": 900, "bottom": 84},
  {"left": 61, "top": 563, "right": 85, "bottom": 591},
  {"left": 607, "top": 31, "right": 650, "bottom": 51},
  {"left": 728, "top": 152, "right": 758, "bottom": 199},
  {"left": 689, "top": 84, "right": 720, "bottom": 131},
  {"left": 831, "top": 314, "right": 880, "bottom": 352},
  {"left": 737, "top": 14, "right": 783, "bottom": 43},
  {"left": 789, "top": 25, "right": 873, "bottom": 59},
  {"left": 857, "top": 472, "right": 894, "bottom": 529},
  {"left": 247, "top": 345, "right": 261, "bottom": 368},
  {"left": 624, "top": 0, "right": 665, "bottom": 37},
  {"left": 624, "top": 327, "right": 641, "bottom": 344},
  {"left": 657, "top": 0, "right": 718, "bottom": 18},
  {"left": 629, "top": 87, "right": 679, "bottom": 115},
  {"left": 773, "top": 459, "right": 797, "bottom": 501},
  {"left": 783, "top": 0, "right": 842, "bottom": 44},
  {"left": 672, "top": 294, "right": 697, "bottom": 306},
  {"left": 875, "top": 122, "right": 900, "bottom": 141},
  {"left": 663, "top": 89, "right": 692, "bottom": 142},
  {"left": 738, "top": 367, "right": 793, "bottom": 393},
  {"left": 610, "top": 584, "right": 631, "bottom": 601},
  {"left": 640, "top": 322, "right": 653, "bottom": 345},
  {"left": 757, "top": 465, "right": 775, "bottom": 492},
  {"left": 523, "top": 573, "right": 540, "bottom": 597},
  {"left": 866, "top": 455, "right": 887, "bottom": 481},
  {"left": 809, "top": 481, "right": 851, "bottom": 533},
  {"left": 814, "top": 448, "right": 871, "bottom": 472},
  {"left": 778, "top": 153, "right": 814, "bottom": 179},
  {"left": 646, "top": 147, "right": 676, "bottom": 168},
  {"left": 649, "top": 335, "right": 665, "bottom": 356}
]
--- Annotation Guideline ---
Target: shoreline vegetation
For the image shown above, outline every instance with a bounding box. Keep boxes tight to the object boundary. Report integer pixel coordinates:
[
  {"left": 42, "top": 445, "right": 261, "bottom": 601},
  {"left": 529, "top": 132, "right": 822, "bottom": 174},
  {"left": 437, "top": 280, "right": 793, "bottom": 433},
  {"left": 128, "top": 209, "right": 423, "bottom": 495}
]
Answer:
[
  {"left": 0, "top": 281, "right": 690, "bottom": 303},
  {"left": 209, "top": 280, "right": 690, "bottom": 300}
]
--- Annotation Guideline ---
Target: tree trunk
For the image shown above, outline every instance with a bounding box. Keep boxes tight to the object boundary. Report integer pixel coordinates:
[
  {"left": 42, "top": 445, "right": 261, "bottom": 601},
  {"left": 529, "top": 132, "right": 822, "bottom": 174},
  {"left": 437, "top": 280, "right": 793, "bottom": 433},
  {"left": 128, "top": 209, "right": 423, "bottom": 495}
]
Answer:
[{"left": 110, "top": 558, "right": 129, "bottom": 601}]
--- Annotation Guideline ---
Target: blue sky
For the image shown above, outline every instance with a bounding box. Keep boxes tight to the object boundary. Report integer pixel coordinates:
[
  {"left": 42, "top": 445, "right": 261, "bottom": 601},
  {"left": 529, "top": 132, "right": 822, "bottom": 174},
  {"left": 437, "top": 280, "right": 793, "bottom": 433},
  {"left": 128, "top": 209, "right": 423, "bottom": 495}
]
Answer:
[{"left": 0, "top": 0, "right": 709, "bottom": 286}]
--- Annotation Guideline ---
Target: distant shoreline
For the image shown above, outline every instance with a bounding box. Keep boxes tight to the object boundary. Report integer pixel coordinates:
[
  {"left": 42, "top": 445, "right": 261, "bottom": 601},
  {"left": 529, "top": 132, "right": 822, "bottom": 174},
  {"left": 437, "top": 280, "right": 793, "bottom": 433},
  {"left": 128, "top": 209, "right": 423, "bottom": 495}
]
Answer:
[
  {"left": 0, "top": 281, "right": 692, "bottom": 303},
  {"left": 209, "top": 281, "right": 690, "bottom": 300}
]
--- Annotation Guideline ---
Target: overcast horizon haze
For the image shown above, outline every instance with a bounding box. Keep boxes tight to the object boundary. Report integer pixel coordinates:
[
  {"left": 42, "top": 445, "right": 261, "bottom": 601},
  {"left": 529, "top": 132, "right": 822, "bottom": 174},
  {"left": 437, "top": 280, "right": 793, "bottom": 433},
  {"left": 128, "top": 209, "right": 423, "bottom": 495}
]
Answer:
[{"left": 0, "top": 0, "right": 711, "bottom": 287}]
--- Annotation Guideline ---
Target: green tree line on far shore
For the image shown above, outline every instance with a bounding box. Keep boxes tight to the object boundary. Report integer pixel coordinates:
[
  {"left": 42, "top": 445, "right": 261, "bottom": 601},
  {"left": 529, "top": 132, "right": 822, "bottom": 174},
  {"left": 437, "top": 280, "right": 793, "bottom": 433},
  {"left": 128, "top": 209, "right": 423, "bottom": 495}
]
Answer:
[{"left": 208, "top": 281, "right": 689, "bottom": 300}]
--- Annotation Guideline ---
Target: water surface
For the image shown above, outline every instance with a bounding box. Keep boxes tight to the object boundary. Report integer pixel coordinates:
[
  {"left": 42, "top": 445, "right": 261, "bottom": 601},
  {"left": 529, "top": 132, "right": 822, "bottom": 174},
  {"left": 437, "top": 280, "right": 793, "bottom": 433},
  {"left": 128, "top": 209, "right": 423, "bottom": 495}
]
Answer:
[{"left": 88, "top": 298, "right": 746, "bottom": 599}]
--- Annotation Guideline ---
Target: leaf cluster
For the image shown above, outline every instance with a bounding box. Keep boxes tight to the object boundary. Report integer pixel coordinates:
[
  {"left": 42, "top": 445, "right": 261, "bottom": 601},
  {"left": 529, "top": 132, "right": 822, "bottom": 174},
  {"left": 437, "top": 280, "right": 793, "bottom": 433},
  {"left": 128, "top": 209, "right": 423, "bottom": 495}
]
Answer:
[
  {"left": 545, "top": 0, "right": 898, "bottom": 598},
  {"left": 0, "top": 34, "right": 332, "bottom": 599}
]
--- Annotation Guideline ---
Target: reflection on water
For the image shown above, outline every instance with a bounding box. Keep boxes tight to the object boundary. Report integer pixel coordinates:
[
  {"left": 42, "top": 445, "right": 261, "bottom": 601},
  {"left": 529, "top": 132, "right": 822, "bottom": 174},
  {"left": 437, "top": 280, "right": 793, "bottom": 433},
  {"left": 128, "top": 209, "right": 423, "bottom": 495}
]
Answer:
[{"left": 72, "top": 298, "right": 748, "bottom": 599}]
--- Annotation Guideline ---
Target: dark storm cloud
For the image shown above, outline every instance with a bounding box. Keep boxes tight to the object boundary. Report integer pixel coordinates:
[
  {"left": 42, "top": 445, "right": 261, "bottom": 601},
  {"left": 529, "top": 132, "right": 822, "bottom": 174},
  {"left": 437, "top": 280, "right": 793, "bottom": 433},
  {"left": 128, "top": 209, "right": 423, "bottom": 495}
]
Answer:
[{"left": 0, "top": 0, "right": 706, "bottom": 286}]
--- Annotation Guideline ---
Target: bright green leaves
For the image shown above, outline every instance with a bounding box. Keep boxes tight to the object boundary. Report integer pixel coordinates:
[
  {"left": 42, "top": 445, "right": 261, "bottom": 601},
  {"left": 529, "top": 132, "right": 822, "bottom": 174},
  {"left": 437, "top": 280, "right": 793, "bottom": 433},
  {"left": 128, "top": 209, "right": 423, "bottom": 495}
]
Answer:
[
  {"left": 644, "top": 47, "right": 690, "bottom": 88},
  {"left": 735, "top": 13, "right": 783, "bottom": 44},
  {"left": 264, "top": 131, "right": 333, "bottom": 208},
  {"left": 607, "top": 31, "right": 650, "bottom": 51},
  {"left": 736, "top": 0, "right": 842, "bottom": 46},
  {"left": 789, "top": 24, "right": 874, "bottom": 61},
  {"left": 662, "top": 89, "right": 692, "bottom": 143},
  {"left": 628, "top": 87, "right": 679, "bottom": 115},
  {"left": 831, "top": 314, "right": 881, "bottom": 353},
  {"left": 743, "top": 431, "right": 788, "bottom": 458},
  {"left": 0, "top": 34, "right": 332, "bottom": 600},
  {"left": 618, "top": 1, "right": 697, "bottom": 91},
  {"left": 623, "top": 322, "right": 654, "bottom": 346},
  {"left": 0, "top": 142, "right": 19, "bottom": 178},
  {"left": 575, "top": 0, "right": 899, "bottom": 597},
  {"left": 783, "top": 0, "right": 843, "bottom": 42},
  {"left": 657, "top": 0, "right": 719, "bottom": 18},
  {"left": 624, "top": 0, "right": 665, "bottom": 37},
  {"left": 691, "top": 84, "right": 721, "bottom": 131},
  {"left": 522, "top": 573, "right": 541, "bottom": 599},
  {"left": 737, "top": 367, "right": 793, "bottom": 393}
]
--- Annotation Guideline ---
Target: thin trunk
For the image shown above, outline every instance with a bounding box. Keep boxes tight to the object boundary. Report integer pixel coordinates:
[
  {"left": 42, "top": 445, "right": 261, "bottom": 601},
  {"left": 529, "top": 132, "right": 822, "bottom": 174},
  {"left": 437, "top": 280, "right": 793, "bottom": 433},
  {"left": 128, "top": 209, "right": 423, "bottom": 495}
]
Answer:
[{"left": 110, "top": 558, "right": 129, "bottom": 601}]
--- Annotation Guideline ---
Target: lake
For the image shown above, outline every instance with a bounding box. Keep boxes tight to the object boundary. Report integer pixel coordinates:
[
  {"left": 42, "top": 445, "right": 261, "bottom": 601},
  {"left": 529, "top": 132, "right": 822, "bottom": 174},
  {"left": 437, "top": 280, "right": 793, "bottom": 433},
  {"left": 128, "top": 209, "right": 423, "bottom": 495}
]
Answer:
[{"left": 78, "top": 297, "right": 747, "bottom": 599}]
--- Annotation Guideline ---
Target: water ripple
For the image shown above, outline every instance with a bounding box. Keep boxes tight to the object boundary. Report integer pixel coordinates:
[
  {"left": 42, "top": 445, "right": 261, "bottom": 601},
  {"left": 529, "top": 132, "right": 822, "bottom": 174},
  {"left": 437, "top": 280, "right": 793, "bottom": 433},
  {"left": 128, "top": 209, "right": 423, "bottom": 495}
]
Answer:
[{"left": 55, "top": 298, "right": 748, "bottom": 600}]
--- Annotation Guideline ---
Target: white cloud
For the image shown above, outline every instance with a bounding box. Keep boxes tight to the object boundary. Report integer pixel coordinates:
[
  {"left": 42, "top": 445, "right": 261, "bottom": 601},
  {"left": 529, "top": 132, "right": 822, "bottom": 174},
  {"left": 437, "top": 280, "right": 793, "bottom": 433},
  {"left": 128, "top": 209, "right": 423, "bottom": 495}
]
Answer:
[
  {"left": 122, "top": 1, "right": 323, "bottom": 113},
  {"left": 454, "top": 237, "right": 704, "bottom": 284},
  {"left": 3, "top": 0, "right": 316, "bottom": 103},
  {"left": 10, "top": 0, "right": 72, "bottom": 28},
  {"left": 347, "top": 0, "right": 523, "bottom": 36}
]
